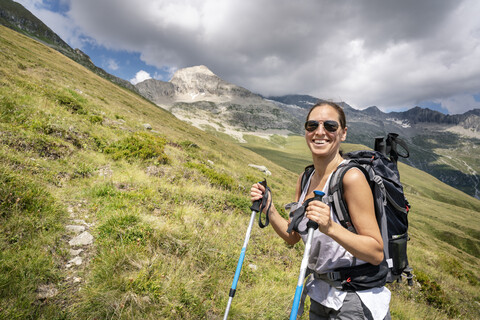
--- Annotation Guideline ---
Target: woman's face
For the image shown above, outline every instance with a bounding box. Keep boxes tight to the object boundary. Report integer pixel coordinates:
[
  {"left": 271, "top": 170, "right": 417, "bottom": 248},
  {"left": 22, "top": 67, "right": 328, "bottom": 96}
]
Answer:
[{"left": 305, "top": 105, "right": 347, "bottom": 158}]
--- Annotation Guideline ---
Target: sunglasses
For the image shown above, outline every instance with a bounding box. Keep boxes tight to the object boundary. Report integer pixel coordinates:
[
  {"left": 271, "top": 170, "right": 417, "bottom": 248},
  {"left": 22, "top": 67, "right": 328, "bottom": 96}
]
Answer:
[{"left": 304, "top": 120, "right": 340, "bottom": 133}]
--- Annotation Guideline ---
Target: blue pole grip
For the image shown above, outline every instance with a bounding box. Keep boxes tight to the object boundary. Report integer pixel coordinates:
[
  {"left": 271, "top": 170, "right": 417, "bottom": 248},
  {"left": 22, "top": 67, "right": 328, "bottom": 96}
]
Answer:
[{"left": 313, "top": 190, "right": 325, "bottom": 199}]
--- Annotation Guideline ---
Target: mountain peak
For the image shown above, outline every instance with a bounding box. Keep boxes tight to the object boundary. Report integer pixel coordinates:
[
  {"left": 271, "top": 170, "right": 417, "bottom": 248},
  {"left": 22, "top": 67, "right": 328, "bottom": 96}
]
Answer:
[
  {"left": 170, "top": 65, "right": 220, "bottom": 91},
  {"left": 171, "top": 65, "right": 216, "bottom": 79},
  {"left": 364, "top": 105, "right": 384, "bottom": 115},
  {"left": 167, "top": 64, "right": 261, "bottom": 103},
  {"left": 168, "top": 66, "right": 220, "bottom": 102}
]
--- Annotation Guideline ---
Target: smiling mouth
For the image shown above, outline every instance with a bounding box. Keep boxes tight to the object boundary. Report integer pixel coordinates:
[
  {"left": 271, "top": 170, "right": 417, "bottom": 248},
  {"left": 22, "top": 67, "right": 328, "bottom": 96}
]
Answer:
[{"left": 313, "top": 139, "right": 329, "bottom": 145}]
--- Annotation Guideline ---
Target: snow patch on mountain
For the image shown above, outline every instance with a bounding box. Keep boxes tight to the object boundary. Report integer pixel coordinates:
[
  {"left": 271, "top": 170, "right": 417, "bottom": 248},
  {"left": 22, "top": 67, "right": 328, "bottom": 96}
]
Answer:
[{"left": 386, "top": 118, "right": 411, "bottom": 128}]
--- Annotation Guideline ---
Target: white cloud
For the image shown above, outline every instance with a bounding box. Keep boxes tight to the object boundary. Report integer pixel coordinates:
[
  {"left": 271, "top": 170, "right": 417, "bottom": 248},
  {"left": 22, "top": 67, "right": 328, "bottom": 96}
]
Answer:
[
  {"left": 17, "top": 0, "right": 480, "bottom": 114},
  {"left": 105, "top": 58, "right": 119, "bottom": 71},
  {"left": 130, "top": 70, "right": 151, "bottom": 85},
  {"left": 436, "top": 94, "right": 480, "bottom": 114},
  {"left": 153, "top": 66, "right": 175, "bottom": 81}
]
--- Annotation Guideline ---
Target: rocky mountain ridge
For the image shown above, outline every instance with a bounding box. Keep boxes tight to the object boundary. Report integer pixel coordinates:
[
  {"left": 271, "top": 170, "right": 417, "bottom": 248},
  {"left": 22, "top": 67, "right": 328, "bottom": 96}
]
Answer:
[
  {"left": 135, "top": 65, "right": 301, "bottom": 140},
  {"left": 136, "top": 65, "right": 266, "bottom": 105}
]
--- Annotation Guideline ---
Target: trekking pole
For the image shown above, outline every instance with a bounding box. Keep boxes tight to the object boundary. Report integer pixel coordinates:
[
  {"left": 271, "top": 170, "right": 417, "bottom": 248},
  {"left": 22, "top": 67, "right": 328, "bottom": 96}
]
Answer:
[
  {"left": 289, "top": 190, "right": 325, "bottom": 320},
  {"left": 223, "top": 180, "right": 268, "bottom": 320}
]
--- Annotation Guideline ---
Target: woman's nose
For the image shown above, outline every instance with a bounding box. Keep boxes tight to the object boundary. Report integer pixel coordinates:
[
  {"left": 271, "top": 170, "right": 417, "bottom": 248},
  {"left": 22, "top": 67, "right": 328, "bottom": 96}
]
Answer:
[{"left": 314, "top": 122, "right": 326, "bottom": 134}]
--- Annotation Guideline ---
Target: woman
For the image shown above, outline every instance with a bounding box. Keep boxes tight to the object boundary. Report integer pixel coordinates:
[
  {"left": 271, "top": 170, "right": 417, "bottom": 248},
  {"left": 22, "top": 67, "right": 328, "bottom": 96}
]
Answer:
[{"left": 250, "top": 102, "right": 391, "bottom": 319}]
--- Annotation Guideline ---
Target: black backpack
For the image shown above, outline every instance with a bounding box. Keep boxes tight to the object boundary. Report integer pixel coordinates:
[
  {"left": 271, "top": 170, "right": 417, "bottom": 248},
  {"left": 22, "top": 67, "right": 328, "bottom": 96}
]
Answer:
[{"left": 300, "top": 133, "right": 413, "bottom": 286}]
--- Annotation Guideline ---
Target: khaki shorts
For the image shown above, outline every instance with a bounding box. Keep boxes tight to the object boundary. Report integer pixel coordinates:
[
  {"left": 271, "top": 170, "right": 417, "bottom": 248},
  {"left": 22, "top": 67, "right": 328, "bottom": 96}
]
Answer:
[{"left": 309, "top": 292, "right": 391, "bottom": 320}]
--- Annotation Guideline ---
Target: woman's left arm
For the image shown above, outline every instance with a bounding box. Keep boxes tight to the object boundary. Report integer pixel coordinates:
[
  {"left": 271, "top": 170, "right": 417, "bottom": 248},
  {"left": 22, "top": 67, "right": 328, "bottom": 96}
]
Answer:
[{"left": 305, "top": 168, "right": 384, "bottom": 265}]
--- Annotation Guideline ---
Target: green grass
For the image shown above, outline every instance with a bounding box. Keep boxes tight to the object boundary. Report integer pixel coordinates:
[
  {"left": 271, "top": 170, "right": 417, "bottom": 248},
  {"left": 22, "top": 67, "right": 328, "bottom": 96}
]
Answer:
[
  {"left": 0, "top": 164, "right": 67, "bottom": 319},
  {"left": 0, "top": 24, "right": 479, "bottom": 320}
]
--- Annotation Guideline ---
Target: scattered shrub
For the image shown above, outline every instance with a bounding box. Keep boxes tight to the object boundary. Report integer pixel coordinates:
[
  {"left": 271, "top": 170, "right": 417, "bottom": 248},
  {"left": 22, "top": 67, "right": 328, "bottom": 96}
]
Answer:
[
  {"left": 38, "top": 123, "right": 87, "bottom": 149},
  {"left": 72, "top": 162, "right": 94, "bottom": 179},
  {"left": 179, "top": 140, "right": 200, "bottom": 151},
  {"left": 245, "top": 174, "right": 261, "bottom": 185},
  {"left": 97, "top": 214, "right": 153, "bottom": 246},
  {"left": 54, "top": 89, "right": 88, "bottom": 115},
  {"left": 432, "top": 230, "right": 480, "bottom": 259},
  {"left": 415, "top": 269, "right": 459, "bottom": 317},
  {"left": 0, "top": 168, "right": 55, "bottom": 220},
  {"left": 92, "top": 135, "right": 108, "bottom": 152},
  {"left": 1, "top": 130, "right": 73, "bottom": 160},
  {"left": 17, "top": 62, "right": 27, "bottom": 70},
  {"left": 104, "top": 132, "right": 170, "bottom": 164},
  {"left": 0, "top": 96, "right": 30, "bottom": 124},
  {"left": 89, "top": 115, "right": 103, "bottom": 124},
  {"left": 91, "top": 182, "right": 118, "bottom": 198},
  {"left": 438, "top": 254, "right": 480, "bottom": 286},
  {"left": 36, "top": 136, "right": 73, "bottom": 159},
  {"left": 226, "top": 194, "right": 250, "bottom": 214},
  {"left": 185, "top": 162, "right": 235, "bottom": 190}
]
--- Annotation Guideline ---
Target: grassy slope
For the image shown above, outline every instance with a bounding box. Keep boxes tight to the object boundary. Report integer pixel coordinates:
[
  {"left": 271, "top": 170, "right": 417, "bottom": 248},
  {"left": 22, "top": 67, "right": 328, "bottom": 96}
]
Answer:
[{"left": 0, "top": 25, "right": 479, "bottom": 319}]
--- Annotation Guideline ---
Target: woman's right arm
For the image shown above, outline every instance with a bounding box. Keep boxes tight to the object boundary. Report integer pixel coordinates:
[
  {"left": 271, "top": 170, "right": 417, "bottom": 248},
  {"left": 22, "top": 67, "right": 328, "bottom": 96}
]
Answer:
[{"left": 250, "top": 176, "right": 302, "bottom": 245}]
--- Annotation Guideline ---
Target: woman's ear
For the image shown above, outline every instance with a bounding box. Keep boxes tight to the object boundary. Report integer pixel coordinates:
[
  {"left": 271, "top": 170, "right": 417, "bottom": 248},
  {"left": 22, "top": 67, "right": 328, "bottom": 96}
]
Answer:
[{"left": 340, "top": 127, "right": 347, "bottom": 142}]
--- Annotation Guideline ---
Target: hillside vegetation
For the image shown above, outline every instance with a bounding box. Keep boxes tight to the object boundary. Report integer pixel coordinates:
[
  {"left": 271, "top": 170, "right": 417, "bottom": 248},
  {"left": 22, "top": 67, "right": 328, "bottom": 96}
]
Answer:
[{"left": 0, "top": 25, "right": 479, "bottom": 319}]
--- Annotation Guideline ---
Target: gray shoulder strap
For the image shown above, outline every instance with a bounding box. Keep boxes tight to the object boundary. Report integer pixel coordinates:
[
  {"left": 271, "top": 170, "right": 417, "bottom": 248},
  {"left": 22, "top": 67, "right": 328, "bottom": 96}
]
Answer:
[{"left": 299, "top": 168, "right": 314, "bottom": 204}]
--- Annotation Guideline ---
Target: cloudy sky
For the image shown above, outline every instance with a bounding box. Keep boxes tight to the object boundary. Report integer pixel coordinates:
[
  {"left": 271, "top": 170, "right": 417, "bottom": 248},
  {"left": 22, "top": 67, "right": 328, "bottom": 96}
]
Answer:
[{"left": 16, "top": 0, "right": 480, "bottom": 114}]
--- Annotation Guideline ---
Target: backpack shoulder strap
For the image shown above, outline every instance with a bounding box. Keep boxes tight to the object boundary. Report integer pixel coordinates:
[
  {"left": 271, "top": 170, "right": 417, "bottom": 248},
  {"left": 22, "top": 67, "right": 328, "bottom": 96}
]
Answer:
[
  {"left": 300, "top": 164, "right": 315, "bottom": 194},
  {"left": 327, "top": 162, "right": 371, "bottom": 234}
]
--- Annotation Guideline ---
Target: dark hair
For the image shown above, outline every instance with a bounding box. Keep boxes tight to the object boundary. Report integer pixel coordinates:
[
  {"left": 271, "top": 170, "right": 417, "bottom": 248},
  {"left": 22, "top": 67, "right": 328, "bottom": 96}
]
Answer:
[{"left": 306, "top": 101, "right": 346, "bottom": 129}]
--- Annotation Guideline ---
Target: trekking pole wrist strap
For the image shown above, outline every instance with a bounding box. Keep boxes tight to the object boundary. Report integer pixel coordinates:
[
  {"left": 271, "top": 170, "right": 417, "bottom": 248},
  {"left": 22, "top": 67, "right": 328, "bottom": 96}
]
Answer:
[
  {"left": 250, "top": 179, "right": 272, "bottom": 228},
  {"left": 258, "top": 186, "right": 272, "bottom": 228}
]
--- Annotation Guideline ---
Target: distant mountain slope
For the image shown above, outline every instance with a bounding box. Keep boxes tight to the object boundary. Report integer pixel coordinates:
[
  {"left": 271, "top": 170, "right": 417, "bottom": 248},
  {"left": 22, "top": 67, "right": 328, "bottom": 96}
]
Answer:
[
  {"left": 0, "top": 0, "right": 138, "bottom": 93},
  {"left": 0, "top": 0, "right": 67, "bottom": 47}
]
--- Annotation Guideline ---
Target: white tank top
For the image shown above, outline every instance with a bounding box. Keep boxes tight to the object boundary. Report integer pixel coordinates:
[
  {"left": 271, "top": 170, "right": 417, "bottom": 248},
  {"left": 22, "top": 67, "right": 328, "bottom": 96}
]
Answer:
[{"left": 297, "top": 162, "right": 365, "bottom": 273}]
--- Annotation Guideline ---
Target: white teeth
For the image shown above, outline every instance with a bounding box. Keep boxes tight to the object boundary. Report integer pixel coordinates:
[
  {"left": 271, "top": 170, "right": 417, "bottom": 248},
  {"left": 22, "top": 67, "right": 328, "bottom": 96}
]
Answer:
[{"left": 313, "top": 139, "right": 327, "bottom": 145}]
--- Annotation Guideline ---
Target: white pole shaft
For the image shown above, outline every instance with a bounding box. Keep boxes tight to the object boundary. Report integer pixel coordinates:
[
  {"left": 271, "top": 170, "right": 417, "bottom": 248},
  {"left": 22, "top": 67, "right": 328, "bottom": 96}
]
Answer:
[
  {"left": 223, "top": 210, "right": 257, "bottom": 320},
  {"left": 289, "top": 227, "right": 315, "bottom": 319}
]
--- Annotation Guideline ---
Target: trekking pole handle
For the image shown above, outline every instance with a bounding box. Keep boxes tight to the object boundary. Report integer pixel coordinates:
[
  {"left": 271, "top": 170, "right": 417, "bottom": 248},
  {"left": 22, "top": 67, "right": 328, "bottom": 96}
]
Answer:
[
  {"left": 250, "top": 179, "right": 267, "bottom": 212},
  {"left": 306, "top": 191, "right": 325, "bottom": 229}
]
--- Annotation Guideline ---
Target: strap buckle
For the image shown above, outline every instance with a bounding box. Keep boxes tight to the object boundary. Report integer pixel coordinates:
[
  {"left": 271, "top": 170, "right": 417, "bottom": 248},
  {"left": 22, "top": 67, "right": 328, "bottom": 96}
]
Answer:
[{"left": 327, "top": 271, "right": 342, "bottom": 281}]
